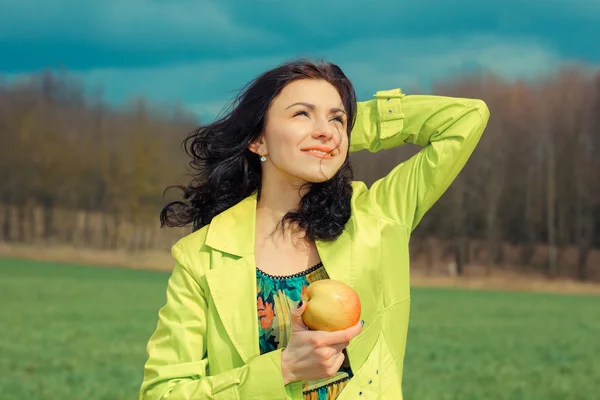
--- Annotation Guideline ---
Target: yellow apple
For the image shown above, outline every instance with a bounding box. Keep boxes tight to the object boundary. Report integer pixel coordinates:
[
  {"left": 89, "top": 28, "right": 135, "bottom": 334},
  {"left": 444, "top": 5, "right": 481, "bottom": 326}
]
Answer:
[{"left": 301, "top": 279, "right": 361, "bottom": 332}]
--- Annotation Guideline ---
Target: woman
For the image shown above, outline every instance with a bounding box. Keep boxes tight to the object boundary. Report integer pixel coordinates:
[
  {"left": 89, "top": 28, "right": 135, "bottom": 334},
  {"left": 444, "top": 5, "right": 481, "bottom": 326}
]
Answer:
[{"left": 139, "top": 59, "right": 489, "bottom": 400}]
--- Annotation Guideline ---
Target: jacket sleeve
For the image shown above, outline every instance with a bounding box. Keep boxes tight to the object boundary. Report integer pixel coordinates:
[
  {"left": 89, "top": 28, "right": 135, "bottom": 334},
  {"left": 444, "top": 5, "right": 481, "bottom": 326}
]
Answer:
[
  {"left": 139, "top": 244, "right": 289, "bottom": 400},
  {"left": 350, "top": 88, "right": 490, "bottom": 230}
]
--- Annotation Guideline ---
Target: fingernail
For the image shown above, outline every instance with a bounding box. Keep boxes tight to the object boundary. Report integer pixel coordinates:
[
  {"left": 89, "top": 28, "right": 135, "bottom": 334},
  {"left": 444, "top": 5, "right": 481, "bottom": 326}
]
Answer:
[
  {"left": 297, "top": 300, "right": 303, "bottom": 308},
  {"left": 361, "top": 320, "right": 364, "bottom": 327}
]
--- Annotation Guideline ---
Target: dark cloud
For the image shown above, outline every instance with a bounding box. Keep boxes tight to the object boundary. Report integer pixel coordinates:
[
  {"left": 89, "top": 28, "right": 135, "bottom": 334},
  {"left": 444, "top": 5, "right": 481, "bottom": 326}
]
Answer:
[
  {"left": 1, "top": 0, "right": 598, "bottom": 72},
  {"left": 2, "top": 0, "right": 598, "bottom": 122}
]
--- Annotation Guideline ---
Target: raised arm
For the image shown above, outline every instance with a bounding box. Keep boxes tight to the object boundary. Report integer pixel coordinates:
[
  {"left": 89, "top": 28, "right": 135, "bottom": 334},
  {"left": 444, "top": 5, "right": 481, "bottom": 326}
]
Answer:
[
  {"left": 350, "top": 88, "right": 490, "bottom": 230},
  {"left": 139, "top": 245, "right": 288, "bottom": 400}
]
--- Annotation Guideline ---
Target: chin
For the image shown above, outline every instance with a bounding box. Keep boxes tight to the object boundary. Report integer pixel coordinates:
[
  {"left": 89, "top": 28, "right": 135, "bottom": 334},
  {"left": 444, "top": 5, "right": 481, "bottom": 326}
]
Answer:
[
  {"left": 298, "top": 169, "right": 339, "bottom": 183},
  {"left": 305, "top": 176, "right": 331, "bottom": 183},
  {"left": 282, "top": 162, "right": 344, "bottom": 185}
]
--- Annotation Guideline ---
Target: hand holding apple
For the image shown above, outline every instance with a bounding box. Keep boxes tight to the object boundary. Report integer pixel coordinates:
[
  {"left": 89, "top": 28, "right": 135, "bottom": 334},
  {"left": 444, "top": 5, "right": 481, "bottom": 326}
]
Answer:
[
  {"left": 301, "top": 279, "right": 362, "bottom": 332},
  {"left": 280, "top": 299, "right": 363, "bottom": 385}
]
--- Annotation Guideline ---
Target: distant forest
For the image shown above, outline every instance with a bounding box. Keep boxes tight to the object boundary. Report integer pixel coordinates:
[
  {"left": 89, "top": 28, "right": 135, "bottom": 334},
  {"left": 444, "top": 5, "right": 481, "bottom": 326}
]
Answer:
[{"left": 1, "top": 66, "right": 599, "bottom": 281}]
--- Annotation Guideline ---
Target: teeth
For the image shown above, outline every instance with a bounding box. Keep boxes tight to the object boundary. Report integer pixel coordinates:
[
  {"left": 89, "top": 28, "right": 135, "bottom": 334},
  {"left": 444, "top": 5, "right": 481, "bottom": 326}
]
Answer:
[{"left": 307, "top": 150, "right": 330, "bottom": 155}]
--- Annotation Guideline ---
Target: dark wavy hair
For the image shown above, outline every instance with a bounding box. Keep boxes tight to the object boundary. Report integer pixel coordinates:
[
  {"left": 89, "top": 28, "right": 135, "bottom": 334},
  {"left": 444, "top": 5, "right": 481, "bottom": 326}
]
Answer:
[{"left": 160, "top": 58, "right": 357, "bottom": 241}]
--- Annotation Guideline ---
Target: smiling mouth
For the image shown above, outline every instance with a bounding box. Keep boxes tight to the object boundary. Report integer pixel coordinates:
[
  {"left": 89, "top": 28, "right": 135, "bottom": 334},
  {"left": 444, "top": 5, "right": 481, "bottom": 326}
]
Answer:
[{"left": 302, "top": 149, "right": 334, "bottom": 159}]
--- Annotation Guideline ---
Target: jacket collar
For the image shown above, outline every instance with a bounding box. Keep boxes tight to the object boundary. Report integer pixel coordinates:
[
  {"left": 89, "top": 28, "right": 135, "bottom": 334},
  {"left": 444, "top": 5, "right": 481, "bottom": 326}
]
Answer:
[
  {"left": 203, "top": 189, "right": 356, "bottom": 282},
  {"left": 205, "top": 191, "right": 258, "bottom": 256}
]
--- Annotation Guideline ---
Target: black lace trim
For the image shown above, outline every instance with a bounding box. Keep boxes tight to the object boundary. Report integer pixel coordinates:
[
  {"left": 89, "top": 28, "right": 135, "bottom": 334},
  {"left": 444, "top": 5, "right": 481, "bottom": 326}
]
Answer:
[
  {"left": 302, "top": 375, "right": 352, "bottom": 395},
  {"left": 256, "top": 261, "right": 323, "bottom": 280}
]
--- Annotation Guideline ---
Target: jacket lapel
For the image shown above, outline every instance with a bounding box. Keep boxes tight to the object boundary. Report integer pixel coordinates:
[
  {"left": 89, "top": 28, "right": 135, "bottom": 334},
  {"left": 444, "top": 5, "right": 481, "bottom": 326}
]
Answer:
[
  {"left": 204, "top": 193, "right": 260, "bottom": 364},
  {"left": 316, "top": 223, "right": 355, "bottom": 288},
  {"left": 204, "top": 254, "right": 258, "bottom": 364}
]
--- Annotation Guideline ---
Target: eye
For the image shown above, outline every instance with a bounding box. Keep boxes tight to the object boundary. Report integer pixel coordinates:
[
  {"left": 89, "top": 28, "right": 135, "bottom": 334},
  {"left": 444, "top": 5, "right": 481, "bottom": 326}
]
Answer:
[
  {"left": 293, "top": 110, "right": 310, "bottom": 118},
  {"left": 331, "top": 115, "right": 346, "bottom": 124}
]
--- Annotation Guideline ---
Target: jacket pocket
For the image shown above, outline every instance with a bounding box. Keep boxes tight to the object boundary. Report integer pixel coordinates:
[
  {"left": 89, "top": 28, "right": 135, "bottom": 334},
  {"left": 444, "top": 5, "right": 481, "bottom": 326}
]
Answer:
[
  {"left": 337, "top": 332, "right": 400, "bottom": 400},
  {"left": 378, "top": 332, "right": 403, "bottom": 398}
]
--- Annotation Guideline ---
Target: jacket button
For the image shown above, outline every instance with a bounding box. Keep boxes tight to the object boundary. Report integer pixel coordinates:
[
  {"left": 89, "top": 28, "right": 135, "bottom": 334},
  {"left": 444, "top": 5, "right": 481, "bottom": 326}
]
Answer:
[
  {"left": 359, "top": 392, "right": 363, "bottom": 396},
  {"left": 368, "top": 380, "right": 373, "bottom": 384},
  {"left": 376, "top": 369, "right": 379, "bottom": 374}
]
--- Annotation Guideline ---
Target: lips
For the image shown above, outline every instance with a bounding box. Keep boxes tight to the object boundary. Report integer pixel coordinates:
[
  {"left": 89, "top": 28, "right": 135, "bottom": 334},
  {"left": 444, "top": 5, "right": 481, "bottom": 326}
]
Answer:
[
  {"left": 304, "top": 149, "right": 334, "bottom": 159},
  {"left": 301, "top": 146, "right": 336, "bottom": 159}
]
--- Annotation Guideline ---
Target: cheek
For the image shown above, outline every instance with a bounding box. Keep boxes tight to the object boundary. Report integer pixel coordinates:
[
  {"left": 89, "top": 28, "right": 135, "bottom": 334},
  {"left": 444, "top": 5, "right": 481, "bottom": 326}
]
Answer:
[
  {"left": 338, "top": 135, "right": 350, "bottom": 156},
  {"left": 265, "top": 125, "right": 301, "bottom": 156},
  {"left": 268, "top": 134, "right": 296, "bottom": 159}
]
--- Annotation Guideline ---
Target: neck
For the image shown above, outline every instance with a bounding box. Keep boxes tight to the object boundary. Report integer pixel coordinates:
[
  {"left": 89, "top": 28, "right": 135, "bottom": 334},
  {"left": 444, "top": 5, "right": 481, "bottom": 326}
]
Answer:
[{"left": 255, "top": 173, "right": 310, "bottom": 239}]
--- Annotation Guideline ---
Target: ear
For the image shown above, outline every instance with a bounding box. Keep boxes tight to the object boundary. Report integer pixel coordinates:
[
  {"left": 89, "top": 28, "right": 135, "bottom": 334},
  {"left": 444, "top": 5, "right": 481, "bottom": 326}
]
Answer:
[{"left": 248, "top": 136, "right": 267, "bottom": 155}]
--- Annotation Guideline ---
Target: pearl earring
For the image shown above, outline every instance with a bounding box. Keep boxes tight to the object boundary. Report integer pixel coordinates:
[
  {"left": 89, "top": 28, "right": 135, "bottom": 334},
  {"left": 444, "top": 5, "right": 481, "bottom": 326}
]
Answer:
[{"left": 260, "top": 155, "right": 267, "bottom": 162}]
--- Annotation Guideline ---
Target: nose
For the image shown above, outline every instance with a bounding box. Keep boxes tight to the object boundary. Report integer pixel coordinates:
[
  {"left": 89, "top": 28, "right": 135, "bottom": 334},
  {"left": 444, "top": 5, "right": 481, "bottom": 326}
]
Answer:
[
  {"left": 311, "top": 129, "right": 333, "bottom": 142},
  {"left": 311, "top": 125, "right": 343, "bottom": 151},
  {"left": 311, "top": 118, "right": 335, "bottom": 142}
]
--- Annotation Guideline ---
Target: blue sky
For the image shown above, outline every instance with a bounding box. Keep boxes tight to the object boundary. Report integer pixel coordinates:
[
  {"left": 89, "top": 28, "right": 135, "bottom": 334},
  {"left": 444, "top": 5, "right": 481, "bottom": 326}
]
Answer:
[{"left": 1, "top": 0, "right": 599, "bottom": 121}]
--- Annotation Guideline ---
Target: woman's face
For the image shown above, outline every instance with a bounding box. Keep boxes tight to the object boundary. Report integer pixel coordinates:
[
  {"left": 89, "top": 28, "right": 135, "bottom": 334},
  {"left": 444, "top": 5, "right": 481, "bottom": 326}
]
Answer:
[{"left": 252, "top": 79, "right": 349, "bottom": 185}]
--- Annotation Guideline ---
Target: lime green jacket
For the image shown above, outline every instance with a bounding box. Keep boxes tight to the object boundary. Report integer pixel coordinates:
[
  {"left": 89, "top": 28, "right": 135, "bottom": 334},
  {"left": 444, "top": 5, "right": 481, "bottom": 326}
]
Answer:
[{"left": 139, "top": 88, "right": 490, "bottom": 400}]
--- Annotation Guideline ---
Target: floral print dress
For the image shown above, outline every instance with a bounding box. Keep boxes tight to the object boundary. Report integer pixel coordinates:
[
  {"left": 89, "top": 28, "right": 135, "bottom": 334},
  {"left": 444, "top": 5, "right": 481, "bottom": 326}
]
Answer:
[{"left": 256, "top": 261, "right": 353, "bottom": 400}]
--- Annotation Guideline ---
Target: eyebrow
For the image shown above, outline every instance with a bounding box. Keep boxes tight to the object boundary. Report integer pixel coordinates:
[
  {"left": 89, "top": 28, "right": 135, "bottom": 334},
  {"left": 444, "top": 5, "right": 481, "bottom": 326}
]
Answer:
[{"left": 286, "top": 102, "right": 346, "bottom": 115}]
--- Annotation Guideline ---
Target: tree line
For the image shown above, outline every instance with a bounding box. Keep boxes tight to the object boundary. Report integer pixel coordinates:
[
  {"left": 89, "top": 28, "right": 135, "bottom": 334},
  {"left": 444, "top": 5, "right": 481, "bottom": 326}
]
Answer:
[{"left": 1, "top": 66, "right": 598, "bottom": 281}]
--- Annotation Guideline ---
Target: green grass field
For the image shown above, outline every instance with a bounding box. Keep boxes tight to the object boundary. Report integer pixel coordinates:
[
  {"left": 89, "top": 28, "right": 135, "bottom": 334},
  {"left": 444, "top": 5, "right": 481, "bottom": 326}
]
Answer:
[{"left": 1, "top": 257, "right": 598, "bottom": 400}]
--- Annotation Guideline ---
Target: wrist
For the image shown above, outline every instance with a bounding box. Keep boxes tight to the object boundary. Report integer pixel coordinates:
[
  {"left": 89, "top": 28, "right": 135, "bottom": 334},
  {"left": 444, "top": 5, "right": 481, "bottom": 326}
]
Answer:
[{"left": 280, "top": 349, "right": 296, "bottom": 385}]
